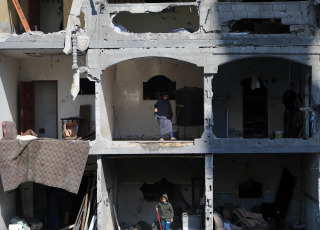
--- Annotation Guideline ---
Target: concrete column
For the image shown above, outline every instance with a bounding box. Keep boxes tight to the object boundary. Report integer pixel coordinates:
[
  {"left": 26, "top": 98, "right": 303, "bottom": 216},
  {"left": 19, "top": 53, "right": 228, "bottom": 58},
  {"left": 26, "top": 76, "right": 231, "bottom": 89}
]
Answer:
[
  {"left": 205, "top": 154, "right": 214, "bottom": 230},
  {"left": 202, "top": 74, "right": 215, "bottom": 140},
  {"left": 97, "top": 156, "right": 115, "bottom": 230},
  {"left": 318, "top": 153, "right": 320, "bottom": 223}
]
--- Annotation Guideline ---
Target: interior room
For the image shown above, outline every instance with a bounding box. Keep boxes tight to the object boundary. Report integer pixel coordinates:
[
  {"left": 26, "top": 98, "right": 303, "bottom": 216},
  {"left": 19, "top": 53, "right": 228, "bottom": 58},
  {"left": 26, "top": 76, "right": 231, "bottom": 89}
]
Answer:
[
  {"left": 100, "top": 153, "right": 318, "bottom": 230},
  {"left": 101, "top": 155, "right": 205, "bottom": 230},
  {"left": 100, "top": 57, "right": 204, "bottom": 141},
  {"left": 213, "top": 57, "right": 311, "bottom": 139}
]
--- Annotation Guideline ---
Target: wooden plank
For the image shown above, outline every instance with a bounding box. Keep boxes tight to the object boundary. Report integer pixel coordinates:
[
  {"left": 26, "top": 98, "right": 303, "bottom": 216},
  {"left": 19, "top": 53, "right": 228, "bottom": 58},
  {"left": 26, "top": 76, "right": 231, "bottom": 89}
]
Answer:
[
  {"left": 73, "top": 197, "right": 85, "bottom": 230},
  {"left": 11, "top": 0, "right": 31, "bottom": 32},
  {"left": 20, "top": 82, "right": 35, "bottom": 134}
]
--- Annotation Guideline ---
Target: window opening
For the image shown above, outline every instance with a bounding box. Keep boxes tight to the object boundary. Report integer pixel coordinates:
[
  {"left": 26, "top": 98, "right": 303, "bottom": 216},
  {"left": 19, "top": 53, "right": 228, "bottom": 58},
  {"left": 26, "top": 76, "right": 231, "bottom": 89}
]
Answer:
[
  {"left": 143, "top": 75, "right": 176, "bottom": 100},
  {"left": 229, "top": 19, "right": 289, "bottom": 34},
  {"left": 79, "top": 78, "right": 95, "bottom": 95},
  {"left": 112, "top": 6, "right": 199, "bottom": 33}
]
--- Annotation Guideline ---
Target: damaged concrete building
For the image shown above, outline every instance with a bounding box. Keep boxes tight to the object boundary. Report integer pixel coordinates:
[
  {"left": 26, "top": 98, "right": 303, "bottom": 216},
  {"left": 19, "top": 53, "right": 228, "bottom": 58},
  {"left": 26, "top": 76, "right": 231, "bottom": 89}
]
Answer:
[{"left": 1, "top": 0, "right": 320, "bottom": 229}]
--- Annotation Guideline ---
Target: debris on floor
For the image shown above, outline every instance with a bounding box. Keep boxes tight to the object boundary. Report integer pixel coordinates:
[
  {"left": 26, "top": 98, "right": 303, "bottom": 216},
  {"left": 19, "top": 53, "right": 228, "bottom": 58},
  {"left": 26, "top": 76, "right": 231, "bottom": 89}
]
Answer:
[{"left": 9, "top": 216, "right": 43, "bottom": 230}]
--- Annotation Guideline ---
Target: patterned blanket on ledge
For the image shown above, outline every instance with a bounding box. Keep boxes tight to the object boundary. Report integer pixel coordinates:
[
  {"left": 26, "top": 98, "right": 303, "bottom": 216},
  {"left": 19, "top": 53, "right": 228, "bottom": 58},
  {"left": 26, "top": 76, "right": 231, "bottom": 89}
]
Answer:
[{"left": 0, "top": 139, "right": 89, "bottom": 194}]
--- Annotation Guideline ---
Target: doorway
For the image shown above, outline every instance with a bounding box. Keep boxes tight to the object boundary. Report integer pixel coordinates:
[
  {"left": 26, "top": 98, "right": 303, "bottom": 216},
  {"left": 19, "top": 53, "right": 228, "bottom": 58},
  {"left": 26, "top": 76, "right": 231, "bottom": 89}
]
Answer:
[{"left": 20, "top": 81, "right": 57, "bottom": 138}]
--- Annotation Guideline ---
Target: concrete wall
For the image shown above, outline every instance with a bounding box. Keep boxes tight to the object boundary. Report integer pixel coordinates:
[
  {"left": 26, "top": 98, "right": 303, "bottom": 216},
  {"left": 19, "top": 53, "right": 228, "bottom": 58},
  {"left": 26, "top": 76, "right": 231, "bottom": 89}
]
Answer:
[
  {"left": 40, "top": 1, "right": 63, "bottom": 33},
  {"left": 105, "top": 57, "right": 203, "bottom": 140},
  {"left": 213, "top": 57, "right": 311, "bottom": 137},
  {"left": 214, "top": 154, "right": 302, "bottom": 226},
  {"left": 0, "top": 54, "right": 20, "bottom": 224},
  {"left": 0, "top": 178, "right": 15, "bottom": 230},
  {"left": 34, "top": 81, "right": 57, "bottom": 138},
  {"left": 97, "top": 156, "right": 116, "bottom": 230},
  {"left": 0, "top": 53, "right": 20, "bottom": 138},
  {"left": 100, "top": 66, "right": 116, "bottom": 140},
  {"left": 20, "top": 56, "right": 95, "bottom": 138},
  {"left": 302, "top": 153, "right": 319, "bottom": 230},
  {"left": 115, "top": 157, "right": 204, "bottom": 225}
]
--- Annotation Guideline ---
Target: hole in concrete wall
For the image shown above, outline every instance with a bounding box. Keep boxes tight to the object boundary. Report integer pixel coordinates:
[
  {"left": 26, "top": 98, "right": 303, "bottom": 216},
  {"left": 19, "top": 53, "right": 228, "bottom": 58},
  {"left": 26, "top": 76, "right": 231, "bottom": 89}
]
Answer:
[
  {"left": 112, "top": 6, "right": 199, "bottom": 33},
  {"left": 79, "top": 78, "right": 95, "bottom": 95},
  {"left": 108, "top": 0, "right": 195, "bottom": 3},
  {"left": 143, "top": 75, "right": 176, "bottom": 100},
  {"left": 228, "top": 19, "right": 289, "bottom": 34}
]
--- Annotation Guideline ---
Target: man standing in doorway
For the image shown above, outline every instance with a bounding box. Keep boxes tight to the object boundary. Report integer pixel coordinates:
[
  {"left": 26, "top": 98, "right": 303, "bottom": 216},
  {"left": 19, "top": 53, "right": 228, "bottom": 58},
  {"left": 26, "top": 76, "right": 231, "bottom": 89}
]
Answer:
[{"left": 282, "top": 82, "right": 297, "bottom": 138}]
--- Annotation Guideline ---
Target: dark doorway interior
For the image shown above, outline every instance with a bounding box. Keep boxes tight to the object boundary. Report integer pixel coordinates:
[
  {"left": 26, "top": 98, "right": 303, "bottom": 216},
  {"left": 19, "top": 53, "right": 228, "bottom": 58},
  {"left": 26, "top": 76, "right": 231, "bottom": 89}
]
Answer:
[{"left": 242, "top": 78, "right": 268, "bottom": 138}]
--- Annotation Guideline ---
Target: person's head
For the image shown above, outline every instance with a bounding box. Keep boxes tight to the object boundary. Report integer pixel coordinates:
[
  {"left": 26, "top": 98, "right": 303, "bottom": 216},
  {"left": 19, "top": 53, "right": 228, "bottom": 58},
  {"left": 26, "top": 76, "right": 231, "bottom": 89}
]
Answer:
[
  {"left": 161, "top": 92, "right": 169, "bottom": 100},
  {"left": 161, "top": 197, "right": 167, "bottom": 203},
  {"left": 161, "top": 194, "right": 168, "bottom": 203}
]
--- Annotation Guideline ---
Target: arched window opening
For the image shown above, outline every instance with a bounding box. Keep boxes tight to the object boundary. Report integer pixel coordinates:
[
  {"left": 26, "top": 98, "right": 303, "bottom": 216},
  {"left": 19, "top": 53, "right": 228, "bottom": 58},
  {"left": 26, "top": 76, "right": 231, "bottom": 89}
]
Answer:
[{"left": 143, "top": 75, "right": 176, "bottom": 100}]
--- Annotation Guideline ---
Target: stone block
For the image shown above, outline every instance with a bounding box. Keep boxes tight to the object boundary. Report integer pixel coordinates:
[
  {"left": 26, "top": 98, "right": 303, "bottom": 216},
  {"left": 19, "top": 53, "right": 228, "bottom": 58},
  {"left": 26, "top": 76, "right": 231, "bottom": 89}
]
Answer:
[
  {"left": 233, "top": 11, "right": 248, "bottom": 20},
  {"left": 218, "top": 3, "right": 232, "bottom": 12},
  {"left": 246, "top": 5, "right": 260, "bottom": 11},
  {"left": 261, "top": 11, "right": 275, "bottom": 18},
  {"left": 286, "top": 3, "right": 301, "bottom": 11},
  {"left": 273, "top": 3, "right": 287, "bottom": 11},
  {"left": 248, "top": 11, "right": 261, "bottom": 18},
  {"left": 290, "top": 25, "right": 305, "bottom": 32},
  {"left": 258, "top": 4, "right": 273, "bottom": 11},
  {"left": 287, "top": 11, "right": 302, "bottom": 18},
  {"left": 220, "top": 12, "right": 234, "bottom": 22},
  {"left": 275, "top": 11, "right": 287, "bottom": 18},
  {"left": 231, "top": 4, "right": 246, "bottom": 11},
  {"left": 282, "top": 17, "right": 296, "bottom": 25}
]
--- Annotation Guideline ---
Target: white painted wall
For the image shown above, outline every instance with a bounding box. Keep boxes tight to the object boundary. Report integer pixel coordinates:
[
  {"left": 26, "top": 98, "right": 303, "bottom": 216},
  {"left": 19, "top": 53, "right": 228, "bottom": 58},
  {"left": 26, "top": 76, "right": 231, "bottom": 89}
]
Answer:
[
  {"left": 100, "top": 66, "right": 116, "bottom": 140},
  {"left": 214, "top": 58, "right": 311, "bottom": 137},
  {"left": 0, "top": 53, "right": 19, "bottom": 229},
  {"left": 0, "top": 53, "right": 20, "bottom": 138},
  {"left": 103, "top": 57, "right": 203, "bottom": 140},
  {"left": 34, "top": 81, "right": 57, "bottom": 138},
  {"left": 20, "top": 56, "right": 95, "bottom": 138}
]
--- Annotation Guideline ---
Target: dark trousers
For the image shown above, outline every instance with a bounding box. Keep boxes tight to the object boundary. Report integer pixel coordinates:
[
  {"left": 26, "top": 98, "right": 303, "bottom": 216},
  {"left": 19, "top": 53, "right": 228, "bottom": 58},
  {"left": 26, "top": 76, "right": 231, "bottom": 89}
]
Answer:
[{"left": 284, "top": 108, "right": 295, "bottom": 138}]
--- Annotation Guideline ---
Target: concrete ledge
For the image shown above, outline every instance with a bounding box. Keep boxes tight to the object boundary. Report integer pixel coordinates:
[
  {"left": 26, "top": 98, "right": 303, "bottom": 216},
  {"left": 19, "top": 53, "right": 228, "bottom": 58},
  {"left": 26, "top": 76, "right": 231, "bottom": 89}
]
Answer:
[
  {"left": 89, "top": 136, "right": 320, "bottom": 155},
  {"left": 0, "top": 33, "right": 65, "bottom": 49}
]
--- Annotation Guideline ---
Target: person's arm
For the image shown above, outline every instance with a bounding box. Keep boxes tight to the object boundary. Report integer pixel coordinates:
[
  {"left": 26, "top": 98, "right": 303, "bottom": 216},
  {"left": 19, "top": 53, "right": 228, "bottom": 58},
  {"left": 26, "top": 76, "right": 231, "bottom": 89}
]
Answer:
[
  {"left": 154, "top": 102, "right": 158, "bottom": 113},
  {"left": 170, "top": 204, "right": 174, "bottom": 222},
  {"left": 155, "top": 202, "right": 160, "bottom": 210}
]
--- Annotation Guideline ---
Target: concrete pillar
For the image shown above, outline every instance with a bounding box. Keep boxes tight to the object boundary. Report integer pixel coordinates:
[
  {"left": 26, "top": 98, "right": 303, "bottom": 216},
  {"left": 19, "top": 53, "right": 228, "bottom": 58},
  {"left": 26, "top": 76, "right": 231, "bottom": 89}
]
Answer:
[
  {"left": 205, "top": 154, "right": 214, "bottom": 230},
  {"left": 202, "top": 74, "right": 215, "bottom": 140},
  {"left": 97, "top": 155, "right": 115, "bottom": 230},
  {"left": 318, "top": 153, "right": 320, "bottom": 223}
]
